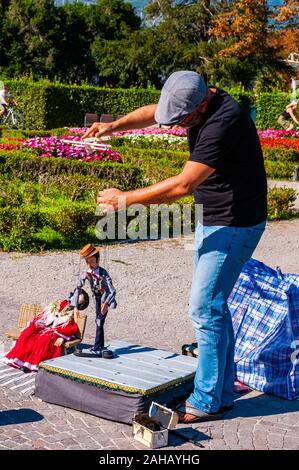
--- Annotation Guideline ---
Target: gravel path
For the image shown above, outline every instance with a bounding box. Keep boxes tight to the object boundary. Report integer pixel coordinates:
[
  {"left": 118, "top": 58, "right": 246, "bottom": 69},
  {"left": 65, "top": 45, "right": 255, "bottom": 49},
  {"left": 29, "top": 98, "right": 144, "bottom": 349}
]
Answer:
[{"left": 1, "top": 218, "right": 299, "bottom": 352}]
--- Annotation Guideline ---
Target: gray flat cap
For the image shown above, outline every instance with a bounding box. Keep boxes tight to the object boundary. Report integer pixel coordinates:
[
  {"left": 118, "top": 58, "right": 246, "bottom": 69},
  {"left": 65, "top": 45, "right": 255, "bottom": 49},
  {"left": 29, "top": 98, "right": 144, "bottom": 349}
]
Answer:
[{"left": 155, "top": 71, "right": 208, "bottom": 126}]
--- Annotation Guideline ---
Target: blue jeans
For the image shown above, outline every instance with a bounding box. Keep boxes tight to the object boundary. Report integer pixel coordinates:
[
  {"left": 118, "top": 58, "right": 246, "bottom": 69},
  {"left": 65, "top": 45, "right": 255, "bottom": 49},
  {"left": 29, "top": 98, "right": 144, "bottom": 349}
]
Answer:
[{"left": 188, "top": 221, "right": 266, "bottom": 413}]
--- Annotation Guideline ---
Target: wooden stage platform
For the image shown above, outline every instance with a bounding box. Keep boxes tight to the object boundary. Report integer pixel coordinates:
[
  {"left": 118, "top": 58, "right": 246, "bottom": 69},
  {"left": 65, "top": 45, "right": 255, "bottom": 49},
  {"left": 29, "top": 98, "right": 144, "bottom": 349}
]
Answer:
[{"left": 35, "top": 340, "right": 198, "bottom": 423}]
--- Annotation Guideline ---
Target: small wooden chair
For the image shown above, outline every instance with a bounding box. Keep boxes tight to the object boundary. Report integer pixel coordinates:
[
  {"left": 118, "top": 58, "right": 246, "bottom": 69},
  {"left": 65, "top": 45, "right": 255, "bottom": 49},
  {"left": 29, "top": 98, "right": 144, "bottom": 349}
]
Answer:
[
  {"left": 100, "top": 114, "right": 114, "bottom": 123},
  {"left": 5, "top": 304, "right": 43, "bottom": 341},
  {"left": 84, "top": 113, "right": 100, "bottom": 127},
  {"left": 63, "top": 313, "right": 87, "bottom": 354},
  {"left": 5, "top": 304, "right": 87, "bottom": 354}
]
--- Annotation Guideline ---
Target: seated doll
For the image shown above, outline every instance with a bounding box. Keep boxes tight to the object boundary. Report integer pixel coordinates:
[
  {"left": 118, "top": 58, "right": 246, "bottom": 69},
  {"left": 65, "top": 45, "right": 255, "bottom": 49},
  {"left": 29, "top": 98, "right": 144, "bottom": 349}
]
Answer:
[{"left": 4, "top": 290, "right": 89, "bottom": 372}]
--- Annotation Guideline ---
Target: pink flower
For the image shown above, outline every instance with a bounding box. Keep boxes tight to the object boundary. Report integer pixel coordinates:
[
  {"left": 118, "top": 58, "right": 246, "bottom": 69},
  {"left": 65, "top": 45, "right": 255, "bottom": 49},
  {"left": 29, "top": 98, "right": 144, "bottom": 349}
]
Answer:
[{"left": 22, "top": 136, "right": 122, "bottom": 163}]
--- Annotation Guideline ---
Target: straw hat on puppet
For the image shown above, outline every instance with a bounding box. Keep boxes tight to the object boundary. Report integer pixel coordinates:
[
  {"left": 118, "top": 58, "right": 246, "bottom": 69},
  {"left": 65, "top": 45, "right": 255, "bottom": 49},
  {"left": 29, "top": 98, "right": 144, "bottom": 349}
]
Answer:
[{"left": 80, "top": 243, "right": 100, "bottom": 259}]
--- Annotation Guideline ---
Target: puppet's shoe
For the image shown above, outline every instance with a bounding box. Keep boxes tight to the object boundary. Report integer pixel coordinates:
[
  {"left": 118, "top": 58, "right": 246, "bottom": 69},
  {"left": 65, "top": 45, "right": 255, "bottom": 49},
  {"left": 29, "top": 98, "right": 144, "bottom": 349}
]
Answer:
[
  {"left": 74, "top": 347, "right": 113, "bottom": 359},
  {"left": 100, "top": 348, "right": 114, "bottom": 359}
]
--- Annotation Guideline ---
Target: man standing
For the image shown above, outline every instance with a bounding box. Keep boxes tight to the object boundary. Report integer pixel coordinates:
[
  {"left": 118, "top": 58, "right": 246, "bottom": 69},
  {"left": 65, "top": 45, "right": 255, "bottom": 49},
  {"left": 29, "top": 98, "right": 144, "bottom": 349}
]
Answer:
[{"left": 84, "top": 71, "right": 267, "bottom": 422}]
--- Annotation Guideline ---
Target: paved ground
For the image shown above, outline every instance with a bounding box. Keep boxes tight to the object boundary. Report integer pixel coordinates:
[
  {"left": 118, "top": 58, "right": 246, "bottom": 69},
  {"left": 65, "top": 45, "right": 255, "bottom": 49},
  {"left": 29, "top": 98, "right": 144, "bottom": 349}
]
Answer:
[{"left": 0, "top": 218, "right": 299, "bottom": 450}]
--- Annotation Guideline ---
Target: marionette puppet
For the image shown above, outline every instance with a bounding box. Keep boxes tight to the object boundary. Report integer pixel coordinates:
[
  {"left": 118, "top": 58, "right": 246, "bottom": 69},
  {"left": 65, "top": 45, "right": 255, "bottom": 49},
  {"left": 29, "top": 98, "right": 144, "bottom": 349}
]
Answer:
[
  {"left": 4, "top": 290, "right": 89, "bottom": 372},
  {"left": 71, "top": 243, "right": 117, "bottom": 359}
]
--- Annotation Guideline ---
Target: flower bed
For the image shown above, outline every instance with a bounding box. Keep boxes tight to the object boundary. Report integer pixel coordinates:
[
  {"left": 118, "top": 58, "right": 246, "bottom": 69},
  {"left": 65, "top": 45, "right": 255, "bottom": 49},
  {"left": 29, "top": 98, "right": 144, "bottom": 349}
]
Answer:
[
  {"left": 68, "top": 127, "right": 187, "bottom": 137},
  {"left": 259, "top": 138, "right": 299, "bottom": 151},
  {"left": 0, "top": 143, "right": 22, "bottom": 150},
  {"left": 258, "top": 129, "right": 299, "bottom": 139}
]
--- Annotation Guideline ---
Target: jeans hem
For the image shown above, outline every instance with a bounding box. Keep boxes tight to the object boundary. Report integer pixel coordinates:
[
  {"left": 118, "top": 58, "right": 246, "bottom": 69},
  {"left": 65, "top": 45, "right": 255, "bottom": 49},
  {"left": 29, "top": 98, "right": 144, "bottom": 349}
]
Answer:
[{"left": 187, "top": 396, "right": 221, "bottom": 414}]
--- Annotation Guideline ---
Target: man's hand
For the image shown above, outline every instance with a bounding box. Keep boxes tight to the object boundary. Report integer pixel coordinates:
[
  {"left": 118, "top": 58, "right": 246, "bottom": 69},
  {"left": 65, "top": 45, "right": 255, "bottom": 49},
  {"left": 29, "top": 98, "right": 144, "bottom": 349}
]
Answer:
[
  {"left": 101, "top": 303, "right": 109, "bottom": 315},
  {"left": 82, "top": 105, "right": 157, "bottom": 140},
  {"left": 82, "top": 122, "right": 114, "bottom": 140},
  {"left": 54, "top": 337, "right": 65, "bottom": 347},
  {"left": 97, "top": 188, "right": 125, "bottom": 213}
]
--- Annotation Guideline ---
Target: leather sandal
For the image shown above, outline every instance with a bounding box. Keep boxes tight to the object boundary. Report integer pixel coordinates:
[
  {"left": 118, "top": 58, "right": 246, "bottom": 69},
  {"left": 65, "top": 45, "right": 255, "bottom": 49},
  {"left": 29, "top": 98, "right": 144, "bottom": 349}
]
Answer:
[{"left": 176, "top": 401, "right": 224, "bottom": 423}]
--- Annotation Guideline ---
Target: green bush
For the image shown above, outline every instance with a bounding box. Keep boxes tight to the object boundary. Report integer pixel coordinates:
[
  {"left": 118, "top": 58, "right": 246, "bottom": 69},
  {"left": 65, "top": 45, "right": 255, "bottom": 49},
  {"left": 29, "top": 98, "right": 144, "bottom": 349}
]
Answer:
[
  {"left": 117, "top": 146, "right": 187, "bottom": 183},
  {"left": 268, "top": 187, "right": 297, "bottom": 220},
  {"left": 6, "top": 79, "right": 160, "bottom": 130},
  {"left": 0, "top": 205, "right": 42, "bottom": 237},
  {"left": 39, "top": 174, "right": 104, "bottom": 202},
  {"left": 7, "top": 78, "right": 296, "bottom": 130},
  {"left": 0, "top": 127, "right": 73, "bottom": 139},
  {"left": 262, "top": 147, "right": 298, "bottom": 162},
  {"left": 264, "top": 160, "right": 296, "bottom": 180},
  {"left": 256, "top": 92, "right": 294, "bottom": 130},
  {"left": 0, "top": 178, "right": 39, "bottom": 207},
  {"left": 41, "top": 201, "right": 96, "bottom": 240},
  {"left": 117, "top": 144, "right": 297, "bottom": 182}
]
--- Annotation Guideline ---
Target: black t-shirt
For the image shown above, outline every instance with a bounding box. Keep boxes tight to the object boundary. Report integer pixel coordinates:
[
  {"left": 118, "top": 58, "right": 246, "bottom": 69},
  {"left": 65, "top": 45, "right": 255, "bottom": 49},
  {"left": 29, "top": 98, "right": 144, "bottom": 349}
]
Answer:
[{"left": 188, "top": 89, "right": 267, "bottom": 227}]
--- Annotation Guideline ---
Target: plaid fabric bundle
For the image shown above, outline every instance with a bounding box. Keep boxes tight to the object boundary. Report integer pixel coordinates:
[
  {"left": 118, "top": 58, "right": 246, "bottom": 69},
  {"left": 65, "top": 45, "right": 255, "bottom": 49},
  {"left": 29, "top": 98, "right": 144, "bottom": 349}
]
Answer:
[{"left": 228, "top": 258, "right": 299, "bottom": 400}]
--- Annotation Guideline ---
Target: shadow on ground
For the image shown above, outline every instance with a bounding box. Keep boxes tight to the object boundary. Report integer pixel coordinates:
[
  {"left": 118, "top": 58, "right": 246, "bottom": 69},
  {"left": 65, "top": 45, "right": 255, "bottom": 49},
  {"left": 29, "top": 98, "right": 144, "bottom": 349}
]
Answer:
[
  {"left": 224, "top": 392, "right": 299, "bottom": 419},
  {"left": 0, "top": 409, "right": 43, "bottom": 426}
]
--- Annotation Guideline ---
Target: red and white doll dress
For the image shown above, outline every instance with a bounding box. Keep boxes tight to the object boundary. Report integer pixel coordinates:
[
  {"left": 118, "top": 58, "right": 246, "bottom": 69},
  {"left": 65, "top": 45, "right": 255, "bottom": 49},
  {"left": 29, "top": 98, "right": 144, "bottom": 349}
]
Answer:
[{"left": 4, "top": 299, "right": 78, "bottom": 372}]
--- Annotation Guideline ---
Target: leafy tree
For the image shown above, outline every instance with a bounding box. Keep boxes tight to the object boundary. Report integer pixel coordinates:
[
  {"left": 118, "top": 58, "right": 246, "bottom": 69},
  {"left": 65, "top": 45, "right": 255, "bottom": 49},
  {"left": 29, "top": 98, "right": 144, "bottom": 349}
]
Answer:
[
  {"left": 210, "top": 0, "right": 270, "bottom": 59},
  {"left": 1, "top": 0, "right": 61, "bottom": 78},
  {"left": 86, "top": 0, "right": 141, "bottom": 40},
  {"left": 274, "top": 0, "right": 299, "bottom": 28},
  {"left": 269, "top": 0, "right": 299, "bottom": 59},
  {"left": 56, "top": 3, "right": 95, "bottom": 83}
]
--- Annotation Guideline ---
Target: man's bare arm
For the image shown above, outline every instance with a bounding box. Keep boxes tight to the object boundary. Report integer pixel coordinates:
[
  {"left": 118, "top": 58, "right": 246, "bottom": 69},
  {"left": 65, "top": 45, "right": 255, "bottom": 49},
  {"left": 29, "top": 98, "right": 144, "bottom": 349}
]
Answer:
[
  {"left": 98, "top": 161, "right": 215, "bottom": 210},
  {"left": 83, "top": 104, "right": 157, "bottom": 139}
]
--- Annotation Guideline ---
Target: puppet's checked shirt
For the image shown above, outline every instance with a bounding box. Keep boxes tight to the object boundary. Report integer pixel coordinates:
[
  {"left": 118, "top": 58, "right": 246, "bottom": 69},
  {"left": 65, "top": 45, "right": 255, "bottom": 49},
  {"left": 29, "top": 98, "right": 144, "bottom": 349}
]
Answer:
[{"left": 70, "top": 266, "right": 117, "bottom": 309}]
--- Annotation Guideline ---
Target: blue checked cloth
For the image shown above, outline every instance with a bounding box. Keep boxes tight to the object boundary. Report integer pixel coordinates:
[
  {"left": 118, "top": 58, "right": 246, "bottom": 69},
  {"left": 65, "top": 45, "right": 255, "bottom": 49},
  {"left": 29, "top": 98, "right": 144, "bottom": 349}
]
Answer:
[{"left": 228, "top": 258, "right": 299, "bottom": 400}]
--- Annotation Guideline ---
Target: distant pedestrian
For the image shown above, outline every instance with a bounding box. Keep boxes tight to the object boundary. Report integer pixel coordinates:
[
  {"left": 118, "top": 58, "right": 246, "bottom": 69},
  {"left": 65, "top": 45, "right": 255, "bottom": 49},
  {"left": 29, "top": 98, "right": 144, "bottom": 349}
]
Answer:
[{"left": 278, "top": 99, "right": 299, "bottom": 131}]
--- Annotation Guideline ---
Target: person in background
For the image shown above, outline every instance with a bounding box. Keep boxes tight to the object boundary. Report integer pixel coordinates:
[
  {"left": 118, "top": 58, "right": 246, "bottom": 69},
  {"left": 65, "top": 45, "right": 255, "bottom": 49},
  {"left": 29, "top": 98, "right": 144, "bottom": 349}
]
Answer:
[{"left": 278, "top": 99, "right": 299, "bottom": 131}]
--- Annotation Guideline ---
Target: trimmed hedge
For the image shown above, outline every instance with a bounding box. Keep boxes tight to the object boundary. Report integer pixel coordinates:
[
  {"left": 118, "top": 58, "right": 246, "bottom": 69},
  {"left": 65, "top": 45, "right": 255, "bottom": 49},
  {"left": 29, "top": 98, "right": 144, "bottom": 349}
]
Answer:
[
  {"left": 6, "top": 79, "right": 160, "bottom": 130},
  {"left": 118, "top": 146, "right": 187, "bottom": 183},
  {"left": 262, "top": 147, "right": 299, "bottom": 163},
  {"left": 116, "top": 145, "right": 297, "bottom": 182},
  {"left": 0, "top": 151, "right": 143, "bottom": 189},
  {"left": 0, "top": 186, "right": 297, "bottom": 252},
  {"left": 6, "top": 79, "right": 296, "bottom": 130},
  {"left": 0, "top": 203, "right": 98, "bottom": 252},
  {"left": 264, "top": 160, "right": 296, "bottom": 180},
  {"left": 256, "top": 92, "right": 293, "bottom": 130}
]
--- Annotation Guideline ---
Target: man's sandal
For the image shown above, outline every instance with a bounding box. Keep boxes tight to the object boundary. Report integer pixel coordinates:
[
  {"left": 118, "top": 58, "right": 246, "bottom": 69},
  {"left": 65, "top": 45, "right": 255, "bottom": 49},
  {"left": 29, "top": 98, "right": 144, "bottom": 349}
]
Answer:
[{"left": 176, "top": 401, "right": 227, "bottom": 424}]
